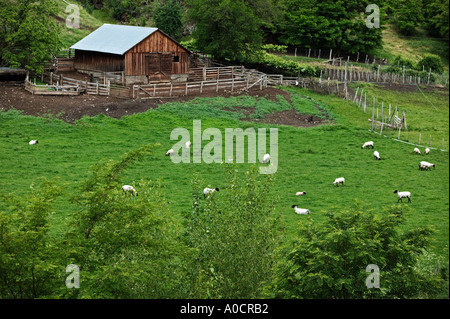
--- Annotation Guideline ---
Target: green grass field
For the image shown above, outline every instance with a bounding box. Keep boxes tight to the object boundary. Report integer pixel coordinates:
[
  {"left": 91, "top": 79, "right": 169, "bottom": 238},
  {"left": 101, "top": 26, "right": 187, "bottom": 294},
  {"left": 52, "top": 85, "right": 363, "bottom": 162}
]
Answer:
[{"left": 1, "top": 86, "right": 448, "bottom": 261}]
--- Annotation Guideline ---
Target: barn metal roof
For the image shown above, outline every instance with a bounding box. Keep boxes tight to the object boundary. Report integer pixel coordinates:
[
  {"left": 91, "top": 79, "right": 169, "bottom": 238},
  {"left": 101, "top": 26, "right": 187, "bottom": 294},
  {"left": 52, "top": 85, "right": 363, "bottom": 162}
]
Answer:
[{"left": 70, "top": 24, "right": 159, "bottom": 55}]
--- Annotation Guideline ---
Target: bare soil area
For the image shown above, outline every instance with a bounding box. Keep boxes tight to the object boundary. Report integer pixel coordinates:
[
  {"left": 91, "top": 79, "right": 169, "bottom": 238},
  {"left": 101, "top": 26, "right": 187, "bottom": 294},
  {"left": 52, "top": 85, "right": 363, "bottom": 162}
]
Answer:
[{"left": 0, "top": 82, "right": 322, "bottom": 127}]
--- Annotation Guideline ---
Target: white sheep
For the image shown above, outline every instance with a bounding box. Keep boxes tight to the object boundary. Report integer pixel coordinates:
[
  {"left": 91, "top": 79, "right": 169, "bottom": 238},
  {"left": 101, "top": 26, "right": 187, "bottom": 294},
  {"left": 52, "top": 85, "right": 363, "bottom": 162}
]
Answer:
[
  {"left": 425, "top": 148, "right": 430, "bottom": 155},
  {"left": 333, "top": 177, "right": 345, "bottom": 187},
  {"left": 29, "top": 140, "right": 39, "bottom": 145},
  {"left": 414, "top": 147, "right": 421, "bottom": 155},
  {"left": 373, "top": 150, "right": 381, "bottom": 160},
  {"left": 419, "top": 161, "right": 435, "bottom": 171},
  {"left": 166, "top": 149, "right": 174, "bottom": 156},
  {"left": 291, "top": 205, "right": 310, "bottom": 215},
  {"left": 393, "top": 190, "right": 411, "bottom": 203},
  {"left": 262, "top": 153, "right": 270, "bottom": 164},
  {"left": 186, "top": 141, "right": 191, "bottom": 149},
  {"left": 361, "top": 141, "right": 374, "bottom": 149},
  {"left": 203, "top": 187, "right": 219, "bottom": 197},
  {"left": 295, "top": 191, "right": 306, "bottom": 196},
  {"left": 122, "top": 185, "right": 138, "bottom": 196}
]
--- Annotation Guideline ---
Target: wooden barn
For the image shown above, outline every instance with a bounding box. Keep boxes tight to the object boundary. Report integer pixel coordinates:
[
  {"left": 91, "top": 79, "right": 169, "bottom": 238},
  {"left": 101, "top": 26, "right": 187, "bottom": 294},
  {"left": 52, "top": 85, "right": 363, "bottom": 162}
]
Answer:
[{"left": 70, "top": 24, "right": 191, "bottom": 84}]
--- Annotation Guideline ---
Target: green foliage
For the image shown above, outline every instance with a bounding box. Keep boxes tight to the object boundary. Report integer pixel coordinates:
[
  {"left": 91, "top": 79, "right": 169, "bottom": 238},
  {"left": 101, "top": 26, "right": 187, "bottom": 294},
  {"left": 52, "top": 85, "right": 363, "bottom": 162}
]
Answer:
[
  {"left": 0, "top": 0, "right": 63, "bottom": 72},
  {"left": 184, "top": 166, "right": 281, "bottom": 298},
  {"left": 268, "top": 205, "right": 447, "bottom": 299},
  {"left": 422, "top": 0, "right": 449, "bottom": 39},
  {"left": 393, "top": 0, "right": 423, "bottom": 35},
  {"left": 278, "top": 0, "right": 383, "bottom": 54},
  {"left": 257, "top": 52, "right": 319, "bottom": 76},
  {"left": 154, "top": 0, "right": 183, "bottom": 40},
  {"left": 180, "top": 39, "right": 198, "bottom": 52},
  {"left": 393, "top": 55, "right": 415, "bottom": 69},
  {"left": 262, "top": 44, "right": 288, "bottom": 54},
  {"left": 186, "top": 0, "right": 267, "bottom": 62},
  {"left": 416, "top": 54, "right": 445, "bottom": 74},
  {"left": 58, "top": 144, "right": 195, "bottom": 298},
  {"left": 0, "top": 179, "right": 63, "bottom": 298}
]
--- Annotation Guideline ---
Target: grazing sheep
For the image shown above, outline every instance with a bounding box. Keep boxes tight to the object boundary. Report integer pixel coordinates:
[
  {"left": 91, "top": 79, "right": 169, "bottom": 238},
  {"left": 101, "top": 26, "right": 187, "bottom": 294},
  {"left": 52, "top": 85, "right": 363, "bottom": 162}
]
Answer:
[
  {"left": 419, "top": 161, "right": 435, "bottom": 171},
  {"left": 333, "top": 177, "right": 345, "bottom": 187},
  {"left": 361, "top": 141, "right": 374, "bottom": 149},
  {"left": 122, "top": 185, "right": 138, "bottom": 196},
  {"left": 296, "top": 191, "right": 307, "bottom": 196},
  {"left": 262, "top": 153, "right": 270, "bottom": 164},
  {"left": 29, "top": 140, "right": 39, "bottom": 145},
  {"left": 203, "top": 187, "right": 219, "bottom": 197},
  {"left": 291, "top": 205, "right": 310, "bottom": 215},
  {"left": 373, "top": 150, "right": 381, "bottom": 160},
  {"left": 186, "top": 141, "right": 191, "bottom": 149},
  {"left": 414, "top": 147, "right": 421, "bottom": 155},
  {"left": 425, "top": 148, "right": 430, "bottom": 155},
  {"left": 393, "top": 190, "right": 411, "bottom": 203},
  {"left": 166, "top": 149, "right": 174, "bottom": 156}
]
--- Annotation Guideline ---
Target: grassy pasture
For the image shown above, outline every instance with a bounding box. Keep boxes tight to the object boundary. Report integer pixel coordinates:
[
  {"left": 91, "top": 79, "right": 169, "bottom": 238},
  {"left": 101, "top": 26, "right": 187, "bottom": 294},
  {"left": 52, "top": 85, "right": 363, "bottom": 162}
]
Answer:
[{"left": 0, "top": 87, "right": 448, "bottom": 260}]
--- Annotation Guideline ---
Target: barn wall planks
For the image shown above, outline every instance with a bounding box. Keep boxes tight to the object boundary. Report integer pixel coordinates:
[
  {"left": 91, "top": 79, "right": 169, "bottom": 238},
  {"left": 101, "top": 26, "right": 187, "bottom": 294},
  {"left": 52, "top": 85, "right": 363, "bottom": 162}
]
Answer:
[
  {"left": 125, "top": 30, "right": 190, "bottom": 76},
  {"left": 74, "top": 50, "right": 125, "bottom": 72}
]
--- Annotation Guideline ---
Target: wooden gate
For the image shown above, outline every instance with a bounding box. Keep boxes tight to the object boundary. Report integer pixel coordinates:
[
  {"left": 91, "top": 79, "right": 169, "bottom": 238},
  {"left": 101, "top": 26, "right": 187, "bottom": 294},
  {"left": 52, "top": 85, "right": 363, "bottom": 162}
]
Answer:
[{"left": 147, "top": 53, "right": 172, "bottom": 82}]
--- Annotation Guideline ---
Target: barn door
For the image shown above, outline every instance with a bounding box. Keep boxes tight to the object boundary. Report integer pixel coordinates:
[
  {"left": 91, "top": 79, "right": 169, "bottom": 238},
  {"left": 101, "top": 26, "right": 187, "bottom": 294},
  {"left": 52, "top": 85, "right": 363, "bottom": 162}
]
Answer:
[{"left": 147, "top": 53, "right": 172, "bottom": 81}]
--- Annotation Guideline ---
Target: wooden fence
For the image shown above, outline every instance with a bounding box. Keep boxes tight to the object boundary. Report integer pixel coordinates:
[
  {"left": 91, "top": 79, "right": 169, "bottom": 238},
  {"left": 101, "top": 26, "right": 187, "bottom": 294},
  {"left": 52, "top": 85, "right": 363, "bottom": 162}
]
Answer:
[
  {"left": 188, "top": 66, "right": 245, "bottom": 82},
  {"left": 24, "top": 79, "right": 80, "bottom": 96},
  {"left": 133, "top": 77, "right": 257, "bottom": 99}
]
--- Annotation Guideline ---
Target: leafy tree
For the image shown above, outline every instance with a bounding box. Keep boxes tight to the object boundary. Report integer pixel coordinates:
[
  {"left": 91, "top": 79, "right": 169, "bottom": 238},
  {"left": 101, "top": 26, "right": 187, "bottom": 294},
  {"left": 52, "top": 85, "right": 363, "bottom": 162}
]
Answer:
[
  {"left": 184, "top": 166, "right": 282, "bottom": 298},
  {"left": 268, "top": 205, "right": 446, "bottom": 299},
  {"left": 154, "top": 0, "right": 184, "bottom": 40},
  {"left": 392, "top": 0, "right": 423, "bottom": 35},
  {"left": 187, "top": 0, "right": 268, "bottom": 62},
  {"left": 0, "top": 179, "right": 63, "bottom": 298},
  {"left": 278, "top": 0, "right": 383, "bottom": 55},
  {"left": 0, "top": 0, "right": 62, "bottom": 72},
  {"left": 422, "top": 0, "right": 449, "bottom": 39},
  {"left": 57, "top": 144, "right": 194, "bottom": 298}
]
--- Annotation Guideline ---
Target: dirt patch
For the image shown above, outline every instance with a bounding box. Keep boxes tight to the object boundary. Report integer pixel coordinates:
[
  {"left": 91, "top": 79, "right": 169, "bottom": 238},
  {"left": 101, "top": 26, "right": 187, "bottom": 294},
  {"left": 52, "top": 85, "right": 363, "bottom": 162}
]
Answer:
[
  {"left": 250, "top": 109, "right": 327, "bottom": 127},
  {"left": 0, "top": 81, "right": 324, "bottom": 127},
  {"left": 373, "top": 82, "right": 448, "bottom": 93}
]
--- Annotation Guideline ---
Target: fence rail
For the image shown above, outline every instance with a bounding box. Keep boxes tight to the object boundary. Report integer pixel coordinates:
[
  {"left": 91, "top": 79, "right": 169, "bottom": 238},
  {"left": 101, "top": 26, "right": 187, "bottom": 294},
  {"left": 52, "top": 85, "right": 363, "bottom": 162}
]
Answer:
[
  {"left": 24, "top": 79, "right": 80, "bottom": 96},
  {"left": 133, "top": 77, "right": 255, "bottom": 99}
]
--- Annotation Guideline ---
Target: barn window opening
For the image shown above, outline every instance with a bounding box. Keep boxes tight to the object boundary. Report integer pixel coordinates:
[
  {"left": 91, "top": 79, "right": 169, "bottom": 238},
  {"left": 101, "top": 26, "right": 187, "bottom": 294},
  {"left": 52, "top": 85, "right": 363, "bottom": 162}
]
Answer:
[{"left": 173, "top": 55, "right": 180, "bottom": 63}]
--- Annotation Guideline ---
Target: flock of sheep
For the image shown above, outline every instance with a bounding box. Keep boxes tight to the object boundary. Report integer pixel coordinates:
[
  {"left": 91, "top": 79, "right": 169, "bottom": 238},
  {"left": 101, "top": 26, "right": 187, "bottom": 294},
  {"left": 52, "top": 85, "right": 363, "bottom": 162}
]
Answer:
[
  {"left": 290, "top": 140, "right": 436, "bottom": 215},
  {"left": 28, "top": 137, "right": 437, "bottom": 215}
]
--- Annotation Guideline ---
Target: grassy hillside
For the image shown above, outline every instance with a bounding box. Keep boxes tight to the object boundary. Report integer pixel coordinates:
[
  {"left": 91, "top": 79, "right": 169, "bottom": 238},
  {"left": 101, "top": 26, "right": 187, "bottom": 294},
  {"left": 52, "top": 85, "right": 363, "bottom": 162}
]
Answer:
[{"left": 1, "top": 87, "right": 448, "bottom": 260}]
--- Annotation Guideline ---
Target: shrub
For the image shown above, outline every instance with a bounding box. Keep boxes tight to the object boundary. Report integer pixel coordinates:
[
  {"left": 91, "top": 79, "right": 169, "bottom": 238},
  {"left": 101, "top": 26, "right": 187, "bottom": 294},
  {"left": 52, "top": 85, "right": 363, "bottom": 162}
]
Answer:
[
  {"left": 262, "top": 44, "right": 288, "bottom": 54},
  {"left": 416, "top": 54, "right": 444, "bottom": 74},
  {"left": 184, "top": 166, "right": 281, "bottom": 298},
  {"left": 268, "top": 205, "right": 446, "bottom": 299}
]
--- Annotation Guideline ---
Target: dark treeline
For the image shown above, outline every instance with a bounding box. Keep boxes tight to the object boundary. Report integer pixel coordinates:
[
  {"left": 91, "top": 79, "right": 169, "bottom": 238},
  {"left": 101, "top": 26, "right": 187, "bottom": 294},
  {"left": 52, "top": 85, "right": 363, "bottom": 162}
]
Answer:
[{"left": 0, "top": 0, "right": 448, "bottom": 71}]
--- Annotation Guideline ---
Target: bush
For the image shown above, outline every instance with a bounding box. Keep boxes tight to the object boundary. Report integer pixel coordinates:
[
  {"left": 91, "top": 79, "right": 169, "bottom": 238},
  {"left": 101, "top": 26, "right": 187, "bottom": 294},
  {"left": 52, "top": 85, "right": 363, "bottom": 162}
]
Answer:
[
  {"left": 416, "top": 54, "right": 444, "bottom": 74},
  {"left": 393, "top": 55, "right": 415, "bottom": 69},
  {"left": 262, "top": 44, "right": 288, "bottom": 54},
  {"left": 258, "top": 52, "right": 318, "bottom": 77},
  {"left": 268, "top": 205, "right": 447, "bottom": 299},
  {"left": 184, "top": 166, "right": 281, "bottom": 298}
]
